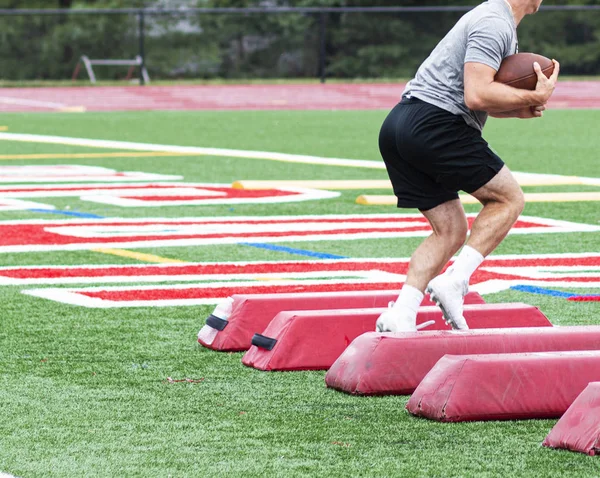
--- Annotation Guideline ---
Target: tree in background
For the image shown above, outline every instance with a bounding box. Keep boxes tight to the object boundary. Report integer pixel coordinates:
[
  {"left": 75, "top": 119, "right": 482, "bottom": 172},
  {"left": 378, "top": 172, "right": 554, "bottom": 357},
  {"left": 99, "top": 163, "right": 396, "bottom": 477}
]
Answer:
[{"left": 0, "top": 0, "right": 598, "bottom": 80}]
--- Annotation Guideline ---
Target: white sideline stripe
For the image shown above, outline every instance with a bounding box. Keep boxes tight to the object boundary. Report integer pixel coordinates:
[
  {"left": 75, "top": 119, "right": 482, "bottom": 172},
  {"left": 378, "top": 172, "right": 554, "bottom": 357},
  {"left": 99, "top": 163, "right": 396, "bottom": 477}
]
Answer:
[
  {"left": 0, "top": 96, "right": 67, "bottom": 109},
  {"left": 1, "top": 132, "right": 600, "bottom": 186},
  {"left": 0, "top": 472, "right": 18, "bottom": 478},
  {"left": 0, "top": 132, "right": 385, "bottom": 169}
]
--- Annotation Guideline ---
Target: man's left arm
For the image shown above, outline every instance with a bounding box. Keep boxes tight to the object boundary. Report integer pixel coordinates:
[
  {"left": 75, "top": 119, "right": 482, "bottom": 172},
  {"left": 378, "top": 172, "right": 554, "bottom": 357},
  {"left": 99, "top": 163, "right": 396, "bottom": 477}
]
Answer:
[{"left": 490, "top": 104, "right": 546, "bottom": 119}]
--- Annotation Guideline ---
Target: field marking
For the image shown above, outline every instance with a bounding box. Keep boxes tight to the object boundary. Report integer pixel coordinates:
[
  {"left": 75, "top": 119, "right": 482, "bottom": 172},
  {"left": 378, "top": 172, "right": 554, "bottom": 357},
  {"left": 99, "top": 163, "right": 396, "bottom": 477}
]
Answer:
[
  {"left": 0, "top": 126, "right": 7, "bottom": 131},
  {"left": 0, "top": 182, "right": 336, "bottom": 207},
  {"left": 0, "top": 152, "right": 201, "bottom": 161},
  {"left": 92, "top": 248, "right": 186, "bottom": 264},
  {"left": 0, "top": 165, "right": 180, "bottom": 183},
  {"left": 0, "top": 132, "right": 385, "bottom": 169},
  {"left": 28, "top": 208, "right": 104, "bottom": 219},
  {"left": 3, "top": 251, "right": 600, "bottom": 286},
  {"left": 0, "top": 198, "right": 55, "bottom": 211},
  {"left": 239, "top": 242, "right": 348, "bottom": 259},
  {"left": 0, "top": 213, "right": 595, "bottom": 254},
  {"left": 2, "top": 133, "right": 600, "bottom": 187},
  {"left": 234, "top": 179, "right": 392, "bottom": 190},
  {"left": 357, "top": 191, "right": 600, "bottom": 205},
  {"left": 234, "top": 173, "right": 600, "bottom": 190},
  {"left": 0, "top": 96, "right": 85, "bottom": 112},
  {"left": 0, "top": 97, "right": 67, "bottom": 109},
  {"left": 80, "top": 185, "right": 338, "bottom": 207},
  {"left": 22, "top": 275, "right": 406, "bottom": 308},
  {"left": 20, "top": 279, "right": 600, "bottom": 308}
]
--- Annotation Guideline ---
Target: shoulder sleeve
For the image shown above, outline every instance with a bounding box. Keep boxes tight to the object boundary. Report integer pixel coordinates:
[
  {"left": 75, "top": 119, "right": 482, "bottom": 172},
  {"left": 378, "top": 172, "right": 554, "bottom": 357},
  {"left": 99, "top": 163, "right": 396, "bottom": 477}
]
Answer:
[{"left": 464, "top": 17, "right": 513, "bottom": 71}]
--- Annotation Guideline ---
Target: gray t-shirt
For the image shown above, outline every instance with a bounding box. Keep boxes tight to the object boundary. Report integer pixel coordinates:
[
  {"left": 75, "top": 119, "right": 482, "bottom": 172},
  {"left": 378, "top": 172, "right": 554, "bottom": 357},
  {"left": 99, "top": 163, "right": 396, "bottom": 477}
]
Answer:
[{"left": 402, "top": 0, "right": 517, "bottom": 131}]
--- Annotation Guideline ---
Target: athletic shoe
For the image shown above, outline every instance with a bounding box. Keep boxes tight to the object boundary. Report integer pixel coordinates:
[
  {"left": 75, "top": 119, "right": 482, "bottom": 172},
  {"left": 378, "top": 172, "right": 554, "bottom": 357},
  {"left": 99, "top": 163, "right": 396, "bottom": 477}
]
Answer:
[
  {"left": 376, "top": 302, "right": 436, "bottom": 333},
  {"left": 426, "top": 274, "right": 469, "bottom": 330}
]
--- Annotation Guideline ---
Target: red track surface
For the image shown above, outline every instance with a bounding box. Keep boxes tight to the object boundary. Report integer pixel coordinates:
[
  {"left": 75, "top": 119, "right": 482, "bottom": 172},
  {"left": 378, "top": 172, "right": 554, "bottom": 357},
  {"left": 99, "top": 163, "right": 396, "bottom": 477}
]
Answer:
[{"left": 0, "top": 82, "right": 598, "bottom": 112}]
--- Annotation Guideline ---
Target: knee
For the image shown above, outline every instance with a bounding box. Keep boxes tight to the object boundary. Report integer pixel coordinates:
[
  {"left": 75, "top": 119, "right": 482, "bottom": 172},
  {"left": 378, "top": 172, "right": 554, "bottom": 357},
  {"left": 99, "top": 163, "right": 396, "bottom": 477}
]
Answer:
[
  {"left": 514, "top": 190, "right": 525, "bottom": 215},
  {"left": 481, "top": 188, "right": 524, "bottom": 219},
  {"left": 435, "top": 216, "right": 468, "bottom": 250},
  {"left": 507, "top": 189, "right": 525, "bottom": 219}
]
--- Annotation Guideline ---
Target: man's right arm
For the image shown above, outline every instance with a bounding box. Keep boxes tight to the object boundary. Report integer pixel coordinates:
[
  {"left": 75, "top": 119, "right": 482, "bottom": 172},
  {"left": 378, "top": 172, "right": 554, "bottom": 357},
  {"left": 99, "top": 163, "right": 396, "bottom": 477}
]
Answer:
[{"left": 464, "top": 60, "right": 560, "bottom": 113}]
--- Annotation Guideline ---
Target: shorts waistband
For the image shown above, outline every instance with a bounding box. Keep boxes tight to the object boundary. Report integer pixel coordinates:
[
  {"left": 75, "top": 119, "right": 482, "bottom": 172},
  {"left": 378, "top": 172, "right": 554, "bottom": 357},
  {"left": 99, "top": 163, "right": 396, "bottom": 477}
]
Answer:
[{"left": 400, "top": 96, "right": 425, "bottom": 105}]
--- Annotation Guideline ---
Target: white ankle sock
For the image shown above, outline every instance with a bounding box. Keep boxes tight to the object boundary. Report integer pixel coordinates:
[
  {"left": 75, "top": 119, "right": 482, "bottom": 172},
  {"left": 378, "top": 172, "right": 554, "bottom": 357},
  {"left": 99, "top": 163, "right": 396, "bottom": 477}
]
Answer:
[
  {"left": 448, "top": 245, "right": 485, "bottom": 281},
  {"left": 392, "top": 284, "right": 424, "bottom": 317}
]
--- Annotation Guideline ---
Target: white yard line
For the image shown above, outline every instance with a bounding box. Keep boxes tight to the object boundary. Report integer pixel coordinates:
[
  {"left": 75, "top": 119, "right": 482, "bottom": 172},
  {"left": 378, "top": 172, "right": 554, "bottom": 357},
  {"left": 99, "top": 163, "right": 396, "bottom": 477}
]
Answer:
[
  {"left": 0, "top": 132, "right": 385, "bottom": 169},
  {"left": 1, "top": 132, "right": 599, "bottom": 187},
  {"left": 0, "top": 96, "right": 68, "bottom": 109}
]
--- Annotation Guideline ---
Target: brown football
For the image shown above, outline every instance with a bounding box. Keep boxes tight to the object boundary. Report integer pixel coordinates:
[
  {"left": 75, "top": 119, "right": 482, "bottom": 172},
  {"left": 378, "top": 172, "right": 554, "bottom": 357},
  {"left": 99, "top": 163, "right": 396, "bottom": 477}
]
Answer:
[{"left": 495, "top": 53, "right": 555, "bottom": 90}]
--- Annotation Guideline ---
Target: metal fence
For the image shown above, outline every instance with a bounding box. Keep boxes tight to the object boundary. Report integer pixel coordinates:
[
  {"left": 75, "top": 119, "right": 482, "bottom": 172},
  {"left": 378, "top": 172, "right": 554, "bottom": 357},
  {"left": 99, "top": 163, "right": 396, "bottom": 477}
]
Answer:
[{"left": 1, "top": 6, "right": 599, "bottom": 84}]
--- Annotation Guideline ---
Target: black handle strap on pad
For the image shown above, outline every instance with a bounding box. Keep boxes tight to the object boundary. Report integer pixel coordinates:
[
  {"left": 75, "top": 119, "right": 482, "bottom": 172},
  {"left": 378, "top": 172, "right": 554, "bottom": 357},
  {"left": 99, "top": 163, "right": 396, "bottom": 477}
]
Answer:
[
  {"left": 251, "top": 333, "right": 277, "bottom": 351},
  {"left": 206, "top": 314, "right": 229, "bottom": 331}
]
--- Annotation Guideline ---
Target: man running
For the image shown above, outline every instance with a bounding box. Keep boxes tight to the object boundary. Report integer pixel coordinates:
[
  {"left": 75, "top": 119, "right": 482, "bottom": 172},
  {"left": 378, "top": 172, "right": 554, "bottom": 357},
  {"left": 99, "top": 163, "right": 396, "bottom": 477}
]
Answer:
[{"left": 376, "top": 0, "right": 560, "bottom": 332}]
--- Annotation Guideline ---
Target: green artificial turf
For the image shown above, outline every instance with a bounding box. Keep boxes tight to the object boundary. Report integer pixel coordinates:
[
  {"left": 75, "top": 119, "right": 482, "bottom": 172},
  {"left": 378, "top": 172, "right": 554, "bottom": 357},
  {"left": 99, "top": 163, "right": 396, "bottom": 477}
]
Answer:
[{"left": 0, "top": 109, "right": 599, "bottom": 477}]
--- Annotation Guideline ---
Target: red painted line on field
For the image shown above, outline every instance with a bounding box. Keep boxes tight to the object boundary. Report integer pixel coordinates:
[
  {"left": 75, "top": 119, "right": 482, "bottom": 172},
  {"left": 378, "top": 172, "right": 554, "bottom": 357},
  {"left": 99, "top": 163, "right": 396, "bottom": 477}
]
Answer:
[
  {"left": 0, "top": 82, "right": 597, "bottom": 112},
  {"left": 3, "top": 254, "right": 600, "bottom": 282},
  {"left": 568, "top": 296, "right": 600, "bottom": 302},
  {"left": 0, "top": 216, "right": 559, "bottom": 249},
  {"left": 77, "top": 282, "right": 402, "bottom": 301}
]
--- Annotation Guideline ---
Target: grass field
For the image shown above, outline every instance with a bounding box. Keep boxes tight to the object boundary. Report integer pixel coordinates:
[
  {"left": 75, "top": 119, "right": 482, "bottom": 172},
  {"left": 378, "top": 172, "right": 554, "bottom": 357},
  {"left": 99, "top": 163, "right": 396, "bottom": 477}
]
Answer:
[{"left": 0, "top": 109, "right": 599, "bottom": 477}]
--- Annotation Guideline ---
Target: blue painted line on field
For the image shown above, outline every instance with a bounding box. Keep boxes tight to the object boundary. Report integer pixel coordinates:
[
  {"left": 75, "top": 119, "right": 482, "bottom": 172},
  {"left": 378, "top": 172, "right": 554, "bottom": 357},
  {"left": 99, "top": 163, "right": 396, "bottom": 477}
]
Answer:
[
  {"left": 510, "top": 285, "right": 577, "bottom": 298},
  {"left": 28, "top": 208, "right": 105, "bottom": 219},
  {"left": 238, "top": 242, "right": 348, "bottom": 259}
]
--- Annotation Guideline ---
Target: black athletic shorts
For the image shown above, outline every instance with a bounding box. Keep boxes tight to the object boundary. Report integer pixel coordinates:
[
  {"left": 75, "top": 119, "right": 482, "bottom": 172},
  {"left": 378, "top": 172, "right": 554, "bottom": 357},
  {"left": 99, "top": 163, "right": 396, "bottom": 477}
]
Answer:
[{"left": 379, "top": 96, "right": 504, "bottom": 211}]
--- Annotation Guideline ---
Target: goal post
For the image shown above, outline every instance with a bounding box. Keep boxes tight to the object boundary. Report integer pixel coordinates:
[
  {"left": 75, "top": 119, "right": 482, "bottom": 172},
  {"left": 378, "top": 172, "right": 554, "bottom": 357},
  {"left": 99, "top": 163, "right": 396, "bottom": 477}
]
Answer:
[{"left": 72, "top": 55, "right": 150, "bottom": 84}]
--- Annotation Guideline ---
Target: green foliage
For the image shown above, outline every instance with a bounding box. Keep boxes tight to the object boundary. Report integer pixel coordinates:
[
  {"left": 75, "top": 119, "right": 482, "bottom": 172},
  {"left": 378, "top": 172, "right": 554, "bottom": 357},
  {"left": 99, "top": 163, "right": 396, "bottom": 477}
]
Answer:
[{"left": 0, "top": 0, "right": 599, "bottom": 79}]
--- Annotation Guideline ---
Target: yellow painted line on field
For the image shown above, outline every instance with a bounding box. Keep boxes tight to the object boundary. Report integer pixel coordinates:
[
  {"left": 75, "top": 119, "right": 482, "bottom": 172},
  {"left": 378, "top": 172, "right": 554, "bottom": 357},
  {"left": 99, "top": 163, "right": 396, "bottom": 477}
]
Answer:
[
  {"left": 0, "top": 151, "right": 200, "bottom": 161},
  {"left": 58, "top": 106, "right": 87, "bottom": 113},
  {"left": 357, "top": 192, "right": 600, "bottom": 206},
  {"left": 233, "top": 179, "right": 392, "bottom": 190},
  {"left": 356, "top": 195, "right": 396, "bottom": 206},
  {"left": 92, "top": 248, "right": 187, "bottom": 264},
  {"left": 0, "top": 126, "right": 8, "bottom": 131},
  {"left": 521, "top": 192, "right": 600, "bottom": 202},
  {"left": 512, "top": 172, "right": 589, "bottom": 186}
]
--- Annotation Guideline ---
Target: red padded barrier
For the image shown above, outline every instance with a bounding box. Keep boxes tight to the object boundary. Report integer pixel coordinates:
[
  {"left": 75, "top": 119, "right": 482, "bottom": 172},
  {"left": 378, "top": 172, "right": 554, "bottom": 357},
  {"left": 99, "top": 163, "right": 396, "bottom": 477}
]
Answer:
[
  {"left": 325, "top": 325, "right": 600, "bottom": 396},
  {"left": 197, "top": 290, "right": 485, "bottom": 351},
  {"left": 406, "top": 352, "right": 600, "bottom": 421},
  {"left": 543, "top": 382, "right": 600, "bottom": 455},
  {"left": 242, "top": 303, "right": 551, "bottom": 371}
]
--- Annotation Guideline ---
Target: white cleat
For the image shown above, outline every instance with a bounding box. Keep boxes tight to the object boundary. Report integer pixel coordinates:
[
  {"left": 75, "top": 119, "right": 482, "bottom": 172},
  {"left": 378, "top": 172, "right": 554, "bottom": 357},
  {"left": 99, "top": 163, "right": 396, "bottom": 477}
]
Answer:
[
  {"left": 376, "top": 302, "right": 436, "bottom": 333},
  {"left": 426, "top": 274, "right": 470, "bottom": 330}
]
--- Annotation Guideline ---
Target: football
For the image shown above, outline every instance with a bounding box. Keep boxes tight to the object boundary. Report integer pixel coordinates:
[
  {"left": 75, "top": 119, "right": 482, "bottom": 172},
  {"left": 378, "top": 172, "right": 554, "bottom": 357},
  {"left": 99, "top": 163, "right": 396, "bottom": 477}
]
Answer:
[{"left": 495, "top": 53, "right": 555, "bottom": 90}]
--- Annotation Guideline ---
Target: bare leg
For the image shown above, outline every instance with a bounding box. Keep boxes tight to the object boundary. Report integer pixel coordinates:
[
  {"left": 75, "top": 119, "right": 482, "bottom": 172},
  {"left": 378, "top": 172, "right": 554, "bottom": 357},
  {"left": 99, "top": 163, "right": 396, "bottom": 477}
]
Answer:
[
  {"left": 467, "top": 165, "right": 525, "bottom": 256},
  {"left": 404, "top": 199, "right": 469, "bottom": 292},
  {"left": 376, "top": 199, "right": 467, "bottom": 332},
  {"left": 426, "top": 165, "right": 524, "bottom": 330},
  {"left": 377, "top": 166, "right": 524, "bottom": 333}
]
